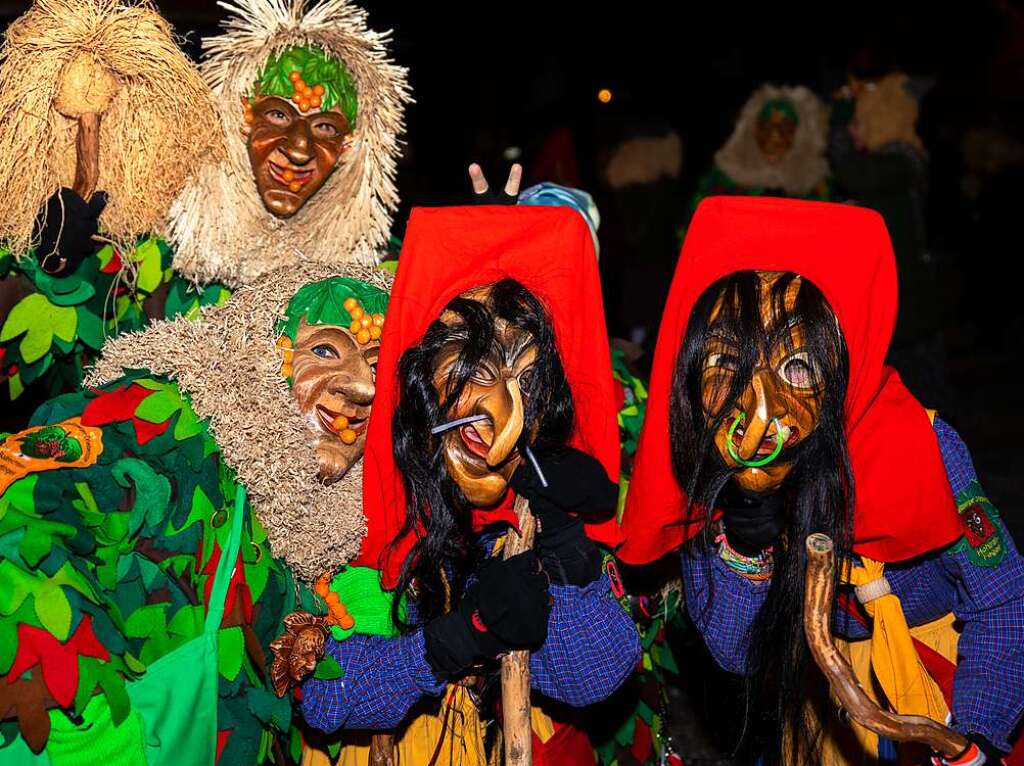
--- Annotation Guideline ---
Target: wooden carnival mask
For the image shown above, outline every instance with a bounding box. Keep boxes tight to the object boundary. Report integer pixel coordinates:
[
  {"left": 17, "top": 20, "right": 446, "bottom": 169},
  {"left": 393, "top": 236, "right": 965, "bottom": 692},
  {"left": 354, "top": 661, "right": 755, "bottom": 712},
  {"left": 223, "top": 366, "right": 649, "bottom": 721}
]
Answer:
[
  {"left": 278, "top": 278, "right": 386, "bottom": 483},
  {"left": 242, "top": 46, "right": 357, "bottom": 218},
  {"left": 701, "top": 271, "right": 830, "bottom": 494},
  {"left": 754, "top": 99, "right": 799, "bottom": 163},
  {"left": 428, "top": 282, "right": 552, "bottom": 508}
]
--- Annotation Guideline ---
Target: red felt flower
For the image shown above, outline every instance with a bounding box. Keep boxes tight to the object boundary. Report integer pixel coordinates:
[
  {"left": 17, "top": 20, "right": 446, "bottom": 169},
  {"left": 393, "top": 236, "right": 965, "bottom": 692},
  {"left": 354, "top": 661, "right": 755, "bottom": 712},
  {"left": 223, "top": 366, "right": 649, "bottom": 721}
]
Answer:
[
  {"left": 81, "top": 384, "right": 170, "bottom": 445},
  {"left": 200, "top": 541, "right": 254, "bottom": 626},
  {"left": 7, "top": 616, "right": 110, "bottom": 708}
]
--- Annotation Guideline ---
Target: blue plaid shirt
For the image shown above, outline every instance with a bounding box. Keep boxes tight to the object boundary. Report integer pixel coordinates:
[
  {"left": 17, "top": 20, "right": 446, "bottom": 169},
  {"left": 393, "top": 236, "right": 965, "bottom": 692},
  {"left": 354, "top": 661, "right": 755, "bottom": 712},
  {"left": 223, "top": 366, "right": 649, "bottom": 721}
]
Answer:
[
  {"left": 681, "top": 417, "right": 1024, "bottom": 752},
  {"left": 301, "top": 572, "right": 640, "bottom": 733}
]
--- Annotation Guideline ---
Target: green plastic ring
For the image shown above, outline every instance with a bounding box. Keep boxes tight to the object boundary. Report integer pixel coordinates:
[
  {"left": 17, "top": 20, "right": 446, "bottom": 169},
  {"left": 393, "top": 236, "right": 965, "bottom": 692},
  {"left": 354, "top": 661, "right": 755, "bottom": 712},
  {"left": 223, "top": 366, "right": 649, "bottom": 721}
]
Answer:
[{"left": 726, "top": 413, "right": 784, "bottom": 468}]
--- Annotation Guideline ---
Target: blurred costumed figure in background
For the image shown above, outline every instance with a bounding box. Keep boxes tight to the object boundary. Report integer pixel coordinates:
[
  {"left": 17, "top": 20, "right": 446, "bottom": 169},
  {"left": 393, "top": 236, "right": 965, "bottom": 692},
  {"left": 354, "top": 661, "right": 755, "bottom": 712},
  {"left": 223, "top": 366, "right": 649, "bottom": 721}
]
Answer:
[{"left": 692, "top": 83, "right": 832, "bottom": 213}]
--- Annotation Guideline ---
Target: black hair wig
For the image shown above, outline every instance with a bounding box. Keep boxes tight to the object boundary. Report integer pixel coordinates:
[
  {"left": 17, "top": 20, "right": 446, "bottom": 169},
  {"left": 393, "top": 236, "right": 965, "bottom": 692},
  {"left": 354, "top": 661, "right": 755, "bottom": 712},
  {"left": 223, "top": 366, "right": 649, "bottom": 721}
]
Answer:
[
  {"left": 669, "top": 270, "right": 854, "bottom": 764},
  {"left": 388, "top": 278, "right": 575, "bottom": 629}
]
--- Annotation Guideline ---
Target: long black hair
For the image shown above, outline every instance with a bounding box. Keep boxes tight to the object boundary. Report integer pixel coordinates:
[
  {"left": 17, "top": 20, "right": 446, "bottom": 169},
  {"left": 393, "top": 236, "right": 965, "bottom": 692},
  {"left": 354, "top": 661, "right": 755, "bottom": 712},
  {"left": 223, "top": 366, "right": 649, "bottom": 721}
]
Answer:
[
  {"left": 389, "top": 278, "right": 575, "bottom": 629},
  {"left": 669, "top": 270, "right": 853, "bottom": 765}
]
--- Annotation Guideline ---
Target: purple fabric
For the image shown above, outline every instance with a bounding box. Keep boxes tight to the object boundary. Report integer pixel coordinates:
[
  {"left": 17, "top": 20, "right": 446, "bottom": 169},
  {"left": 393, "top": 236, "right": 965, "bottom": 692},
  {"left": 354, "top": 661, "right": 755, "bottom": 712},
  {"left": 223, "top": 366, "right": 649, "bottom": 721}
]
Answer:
[
  {"left": 300, "top": 573, "right": 640, "bottom": 733},
  {"left": 681, "top": 417, "right": 1024, "bottom": 752}
]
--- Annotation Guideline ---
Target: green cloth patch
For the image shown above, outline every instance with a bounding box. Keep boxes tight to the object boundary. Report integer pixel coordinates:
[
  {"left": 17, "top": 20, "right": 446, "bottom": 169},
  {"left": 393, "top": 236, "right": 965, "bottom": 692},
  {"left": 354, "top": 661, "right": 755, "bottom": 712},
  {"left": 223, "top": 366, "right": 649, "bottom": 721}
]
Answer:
[{"left": 949, "top": 480, "right": 1006, "bottom": 567}]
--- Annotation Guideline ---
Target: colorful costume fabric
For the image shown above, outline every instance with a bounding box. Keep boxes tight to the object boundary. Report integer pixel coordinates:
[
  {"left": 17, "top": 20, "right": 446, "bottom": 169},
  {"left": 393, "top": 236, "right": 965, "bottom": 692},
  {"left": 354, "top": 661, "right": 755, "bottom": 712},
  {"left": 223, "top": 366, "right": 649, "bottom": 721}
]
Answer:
[{"left": 0, "top": 262, "right": 390, "bottom": 764}]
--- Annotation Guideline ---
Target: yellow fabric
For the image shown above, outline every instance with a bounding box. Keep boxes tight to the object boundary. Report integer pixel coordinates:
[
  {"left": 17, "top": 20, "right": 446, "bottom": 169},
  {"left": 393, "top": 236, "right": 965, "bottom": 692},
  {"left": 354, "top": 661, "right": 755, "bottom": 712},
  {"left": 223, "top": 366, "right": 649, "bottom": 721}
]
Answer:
[{"left": 843, "top": 557, "right": 949, "bottom": 721}]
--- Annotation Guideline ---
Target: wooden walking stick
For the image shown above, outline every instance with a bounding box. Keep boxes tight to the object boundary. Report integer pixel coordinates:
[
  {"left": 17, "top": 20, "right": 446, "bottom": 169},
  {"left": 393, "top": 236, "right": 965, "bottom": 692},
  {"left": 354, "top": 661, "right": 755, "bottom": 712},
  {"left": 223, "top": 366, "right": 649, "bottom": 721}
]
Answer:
[
  {"left": 368, "top": 733, "right": 395, "bottom": 766},
  {"left": 501, "top": 494, "right": 537, "bottom": 766},
  {"left": 803, "top": 533, "right": 968, "bottom": 759}
]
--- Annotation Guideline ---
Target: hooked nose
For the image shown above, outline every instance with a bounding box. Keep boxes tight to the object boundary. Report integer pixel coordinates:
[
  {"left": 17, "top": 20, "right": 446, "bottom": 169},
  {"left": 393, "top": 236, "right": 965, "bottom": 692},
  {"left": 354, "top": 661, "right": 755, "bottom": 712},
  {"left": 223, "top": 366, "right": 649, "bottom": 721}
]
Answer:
[
  {"left": 283, "top": 120, "right": 314, "bottom": 165},
  {"left": 334, "top": 376, "right": 375, "bottom": 407},
  {"left": 735, "top": 370, "right": 785, "bottom": 461},
  {"left": 482, "top": 377, "right": 524, "bottom": 467}
]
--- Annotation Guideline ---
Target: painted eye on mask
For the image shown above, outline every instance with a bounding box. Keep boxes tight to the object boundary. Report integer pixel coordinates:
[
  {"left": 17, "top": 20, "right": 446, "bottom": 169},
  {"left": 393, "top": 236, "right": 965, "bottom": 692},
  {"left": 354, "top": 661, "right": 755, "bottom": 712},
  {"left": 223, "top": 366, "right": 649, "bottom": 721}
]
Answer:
[
  {"left": 706, "top": 352, "right": 740, "bottom": 371},
  {"left": 778, "top": 351, "right": 816, "bottom": 389},
  {"left": 518, "top": 366, "right": 537, "bottom": 393},
  {"left": 264, "top": 109, "right": 289, "bottom": 125},
  {"left": 311, "top": 344, "right": 338, "bottom": 359},
  {"left": 312, "top": 120, "right": 339, "bottom": 138},
  {"left": 470, "top": 364, "right": 497, "bottom": 386}
]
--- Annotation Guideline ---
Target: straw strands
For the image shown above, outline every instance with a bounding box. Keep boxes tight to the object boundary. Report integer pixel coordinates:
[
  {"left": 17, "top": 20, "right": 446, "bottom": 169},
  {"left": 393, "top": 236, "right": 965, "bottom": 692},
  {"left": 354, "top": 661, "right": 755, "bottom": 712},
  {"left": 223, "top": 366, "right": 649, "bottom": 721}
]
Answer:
[
  {"left": 0, "top": 0, "right": 222, "bottom": 257},
  {"left": 86, "top": 262, "right": 393, "bottom": 582},
  {"left": 169, "top": 0, "right": 411, "bottom": 287}
]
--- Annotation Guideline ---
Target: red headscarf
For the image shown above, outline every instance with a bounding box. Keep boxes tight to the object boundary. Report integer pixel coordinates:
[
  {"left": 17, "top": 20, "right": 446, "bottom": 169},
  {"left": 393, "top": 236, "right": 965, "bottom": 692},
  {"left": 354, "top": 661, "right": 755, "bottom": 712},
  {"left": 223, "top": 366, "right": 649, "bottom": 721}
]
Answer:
[
  {"left": 618, "top": 196, "right": 960, "bottom": 565},
  {"left": 358, "top": 206, "right": 621, "bottom": 589}
]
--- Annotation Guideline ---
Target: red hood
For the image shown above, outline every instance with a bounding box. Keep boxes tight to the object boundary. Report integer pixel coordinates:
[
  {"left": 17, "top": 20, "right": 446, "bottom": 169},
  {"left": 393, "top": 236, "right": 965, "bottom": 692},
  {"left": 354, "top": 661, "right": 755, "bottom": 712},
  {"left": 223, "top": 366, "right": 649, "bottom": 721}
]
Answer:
[
  {"left": 358, "top": 206, "right": 621, "bottom": 588},
  {"left": 618, "top": 196, "right": 960, "bottom": 564}
]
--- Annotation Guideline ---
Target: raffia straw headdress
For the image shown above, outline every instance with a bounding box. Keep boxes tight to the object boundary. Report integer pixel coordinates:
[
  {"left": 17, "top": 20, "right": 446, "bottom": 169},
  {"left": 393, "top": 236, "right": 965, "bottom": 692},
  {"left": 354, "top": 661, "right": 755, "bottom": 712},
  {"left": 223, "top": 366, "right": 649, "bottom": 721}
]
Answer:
[
  {"left": 86, "top": 261, "right": 392, "bottom": 582},
  {"left": 169, "top": 0, "right": 411, "bottom": 288},
  {"left": 0, "top": 0, "right": 222, "bottom": 257}
]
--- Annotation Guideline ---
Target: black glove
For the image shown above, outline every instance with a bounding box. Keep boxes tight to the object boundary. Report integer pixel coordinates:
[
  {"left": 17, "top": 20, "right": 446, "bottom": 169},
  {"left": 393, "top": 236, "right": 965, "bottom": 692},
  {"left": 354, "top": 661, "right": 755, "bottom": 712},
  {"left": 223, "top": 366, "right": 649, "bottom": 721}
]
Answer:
[
  {"left": 510, "top": 447, "right": 616, "bottom": 586},
  {"left": 717, "top": 480, "right": 786, "bottom": 557},
  {"left": 33, "top": 188, "right": 108, "bottom": 276},
  {"left": 423, "top": 551, "right": 551, "bottom": 680}
]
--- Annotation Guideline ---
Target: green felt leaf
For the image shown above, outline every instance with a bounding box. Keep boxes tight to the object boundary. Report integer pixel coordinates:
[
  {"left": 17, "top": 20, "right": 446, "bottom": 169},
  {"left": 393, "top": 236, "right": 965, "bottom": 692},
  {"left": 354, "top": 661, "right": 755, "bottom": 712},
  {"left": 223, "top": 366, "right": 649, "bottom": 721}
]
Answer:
[
  {"left": 96, "top": 660, "right": 130, "bottom": 725},
  {"left": 0, "top": 293, "right": 78, "bottom": 364},
  {"left": 111, "top": 458, "right": 171, "bottom": 535},
  {"left": 8, "top": 372, "right": 23, "bottom": 400},
  {"left": 246, "top": 686, "right": 292, "bottom": 730},
  {"left": 2, "top": 476, "right": 37, "bottom": 516},
  {"left": 217, "top": 625, "right": 244, "bottom": 681},
  {"left": 313, "top": 654, "right": 344, "bottom": 680},
  {"left": 34, "top": 580, "right": 72, "bottom": 640},
  {"left": 75, "top": 306, "right": 105, "bottom": 349},
  {"left": 133, "top": 390, "right": 178, "bottom": 424},
  {"left": 327, "top": 739, "right": 342, "bottom": 759},
  {"left": 0, "top": 601, "right": 39, "bottom": 674},
  {"left": 134, "top": 240, "right": 164, "bottom": 294},
  {"left": 0, "top": 560, "right": 37, "bottom": 616},
  {"left": 124, "top": 603, "right": 168, "bottom": 639},
  {"left": 167, "top": 604, "right": 202, "bottom": 638}
]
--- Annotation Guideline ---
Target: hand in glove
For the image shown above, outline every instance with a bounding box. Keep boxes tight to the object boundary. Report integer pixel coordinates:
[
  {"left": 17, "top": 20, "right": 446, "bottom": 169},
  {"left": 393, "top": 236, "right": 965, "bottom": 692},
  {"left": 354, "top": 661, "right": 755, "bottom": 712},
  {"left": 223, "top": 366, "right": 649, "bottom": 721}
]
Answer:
[
  {"left": 423, "top": 551, "right": 550, "bottom": 680},
  {"left": 468, "top": 162, "right": 522, "bottom": 205},
  {"left": 269, "top": 612, "right": 330, "bottom": 697},
  {"left": 510, "top": 447, "right": 617, "bottom": 586},
  {"left": 717, "top": 479, "right": 786, "bottom": 557},
  {"left": 33, "top": 188, "right": 108, "bottom": 276}
]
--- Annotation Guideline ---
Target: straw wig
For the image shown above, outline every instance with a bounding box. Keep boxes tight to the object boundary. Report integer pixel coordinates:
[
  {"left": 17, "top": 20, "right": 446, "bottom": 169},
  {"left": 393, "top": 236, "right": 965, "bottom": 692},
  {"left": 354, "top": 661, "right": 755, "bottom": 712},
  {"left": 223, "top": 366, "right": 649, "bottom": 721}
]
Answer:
[
  {"left": 0, "top": 0, "right": 222, "bottom": 257},
  {"left": 86, "top": 261, "right": 393, "bottom": 582},
  {"left": 169, "top": 0, "right": 411, "bottom": 287}
]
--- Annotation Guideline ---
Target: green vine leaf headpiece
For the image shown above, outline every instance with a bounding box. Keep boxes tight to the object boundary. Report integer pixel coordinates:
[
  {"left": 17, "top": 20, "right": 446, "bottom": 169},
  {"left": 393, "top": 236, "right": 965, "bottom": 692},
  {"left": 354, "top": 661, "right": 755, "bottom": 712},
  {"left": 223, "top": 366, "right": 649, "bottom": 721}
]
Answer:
[
  {"left": 277, "top": 277, "right": 388, "bottom": 345},
  {"left": 254, "top": 45, "right": 358, "bottom": 126}
]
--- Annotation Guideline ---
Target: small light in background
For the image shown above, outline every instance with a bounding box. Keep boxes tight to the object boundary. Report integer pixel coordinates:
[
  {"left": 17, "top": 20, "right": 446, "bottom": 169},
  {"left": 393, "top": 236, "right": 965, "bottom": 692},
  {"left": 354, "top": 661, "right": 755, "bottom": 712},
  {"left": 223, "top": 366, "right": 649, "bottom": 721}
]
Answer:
[
  {"left": 503, "top": 146, "right": 522, "bottom": 161},
  {"left": 597, "top": 88, "right": 613, "bottom": 104}
]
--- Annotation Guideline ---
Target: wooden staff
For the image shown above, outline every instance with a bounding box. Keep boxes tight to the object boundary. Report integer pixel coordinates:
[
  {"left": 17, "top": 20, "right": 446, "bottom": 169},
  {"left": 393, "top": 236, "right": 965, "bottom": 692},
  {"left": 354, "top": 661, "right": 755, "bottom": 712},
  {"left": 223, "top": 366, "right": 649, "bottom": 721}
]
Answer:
[
  {"left": 501, "top": 494, "right": 536, "bottom": 766},
  {"left": 368, "top": 733, "right": 395, "bottom": 765},
  {"left": 803, "top": 533, "right": 967, "bottom": 758}
]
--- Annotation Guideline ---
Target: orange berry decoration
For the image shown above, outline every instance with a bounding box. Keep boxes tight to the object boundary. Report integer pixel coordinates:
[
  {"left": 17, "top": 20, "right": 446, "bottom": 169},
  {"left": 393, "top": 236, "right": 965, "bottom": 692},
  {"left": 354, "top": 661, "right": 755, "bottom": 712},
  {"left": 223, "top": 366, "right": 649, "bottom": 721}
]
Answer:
[
  {"left": 331, "top": 415, "right": 349, "bottom": 432},
  {"left": 289, "top": 71, "right": 302, "bottom": 83},
  {"left": 349, "top": 306, "right": 364, "bottom": 321},
  {"left": 348, "top": 319, "right": 362, "bottom": 334},
  {"left": 369, "top": 325, "right": 382, "bottom": 340},
  {"left": 343, "top": 297, "right": 358, "bottom": 311},
  {"left": 356, "top": 328, "right": 371, "bottom": 345},
  {"left": 282, "top": 169, "right": 295, "bottom": 183},
  {"left": 371, "top": 314, "right": 385, "bottom": 327},
  {"left": 313, "top": 84, "right": 325, "bottom": 96},
  {"left": 340, "top": 428, "right": 358, "bottom": 445},
  {"left": 276, "top": 336, "right": 293, "bottom": 349},
  {"left": 289, "top": 181, "right": 302, "bottom": 193}
]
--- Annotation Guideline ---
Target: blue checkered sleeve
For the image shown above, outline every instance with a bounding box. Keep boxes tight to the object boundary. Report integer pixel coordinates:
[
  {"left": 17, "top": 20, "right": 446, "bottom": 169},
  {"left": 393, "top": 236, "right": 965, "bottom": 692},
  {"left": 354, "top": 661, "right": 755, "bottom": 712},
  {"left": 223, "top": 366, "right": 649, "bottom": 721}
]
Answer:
[
  {"left": 680, "top": 543, "right": 768, "bottom": 674},
  {"left": 300, "top": 629, "right": 446, "bottom": 733},
  {"left": 529, "top": 573, "right": 641, "bottom": 706},
  {"left": 933, "top": 417, "right": 1024, "bottom": 753}
]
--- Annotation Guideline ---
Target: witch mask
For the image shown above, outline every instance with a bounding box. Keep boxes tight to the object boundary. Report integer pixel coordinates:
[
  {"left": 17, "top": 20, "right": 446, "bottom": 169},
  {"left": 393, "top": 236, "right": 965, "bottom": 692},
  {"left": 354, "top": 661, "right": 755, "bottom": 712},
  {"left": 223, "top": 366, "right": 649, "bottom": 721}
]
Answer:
[
  {"left": 243, "top": 45, "right": 357, "bottom": 218},
  {"left": 683, "top": 270, "right": 844, "bottom": 494},
  {"left": 278, "top": 276, "right": 386, "bottom": 483},
  {"left": 397, "top": 278, "right": 572, "bottom": 508}
]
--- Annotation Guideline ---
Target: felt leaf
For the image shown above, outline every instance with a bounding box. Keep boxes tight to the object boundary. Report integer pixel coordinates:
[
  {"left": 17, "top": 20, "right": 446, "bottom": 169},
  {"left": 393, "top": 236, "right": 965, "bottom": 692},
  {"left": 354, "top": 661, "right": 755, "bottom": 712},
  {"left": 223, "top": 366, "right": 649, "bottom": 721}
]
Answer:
[
  {"left": 34, "top": 581, "right": 72, "bottom": 641},
  {"left": 8, "top": 372, "right": 23, "bottom": 400},
  {"left": 246, "top": 686, "right": 292, "bottom": 730},
  {"left": 111, "top": 458, "right": 171, "bottom": 535},
  {"left": 217, "top": 625, "right": 244, "bottom": 681},
  {"left": 312, "top": 654, "right": 344, "bottom": 680},
  {"left": 75, "top": 307, "right": 105, "bottom": 350},
  {"left": 0, "top": 294, "right": 77, "bottom": 364},
  {"left": 95, "top": 660, "right": 130, "bottom": 725},
  {"left": 0, "top": 560, "right": 37, "bottom": 617},
  {"left": 133, "top": 390, "right": 179, "bottom": 424},
  {"left": 133, "top": 240, "right": 164, "bottom": 294}
]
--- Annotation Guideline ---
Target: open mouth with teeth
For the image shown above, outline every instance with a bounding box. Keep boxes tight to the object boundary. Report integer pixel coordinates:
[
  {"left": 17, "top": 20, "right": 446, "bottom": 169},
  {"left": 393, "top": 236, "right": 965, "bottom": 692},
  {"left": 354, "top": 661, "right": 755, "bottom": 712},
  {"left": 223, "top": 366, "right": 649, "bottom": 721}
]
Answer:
[
  {"left": 316, "top": 404, "right": 367, "bottom": 437},
  {"left": 268, "top": 160, "right": 316, "bottom": 188},
  {"left": 730, "top": 421, "right": 801, "bottom": 458}
]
